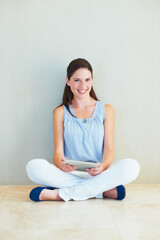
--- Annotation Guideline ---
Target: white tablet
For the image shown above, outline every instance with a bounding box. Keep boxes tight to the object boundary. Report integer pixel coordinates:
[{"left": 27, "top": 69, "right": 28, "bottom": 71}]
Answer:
[{"left": 64, "top": 159, "right": 99, "bottom": 172}]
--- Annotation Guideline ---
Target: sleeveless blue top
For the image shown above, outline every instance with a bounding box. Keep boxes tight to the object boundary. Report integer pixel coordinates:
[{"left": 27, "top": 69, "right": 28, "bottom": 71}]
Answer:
[{"left": 63, "top": 101, "right": 105, "bottom": 163}]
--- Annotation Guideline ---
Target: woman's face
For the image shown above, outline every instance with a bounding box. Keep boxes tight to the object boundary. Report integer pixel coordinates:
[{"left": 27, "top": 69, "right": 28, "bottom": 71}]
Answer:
[{"left": 66, "top": 68, "right": 93, "bottom": 98}]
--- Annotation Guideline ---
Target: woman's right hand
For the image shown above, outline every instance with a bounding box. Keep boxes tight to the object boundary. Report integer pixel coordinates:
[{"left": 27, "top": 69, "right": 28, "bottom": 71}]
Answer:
[{"left": 58, "top": 157, "right": 78, "bottom": 172}]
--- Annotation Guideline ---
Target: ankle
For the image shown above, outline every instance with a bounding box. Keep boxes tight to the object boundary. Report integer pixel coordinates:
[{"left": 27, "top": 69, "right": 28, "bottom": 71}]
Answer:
[
  {"left": 55, "top": 189, "right": 63, "bottom": 201},
  {"left": 103, "top": 187, "right": 117, "bottom": 199}
]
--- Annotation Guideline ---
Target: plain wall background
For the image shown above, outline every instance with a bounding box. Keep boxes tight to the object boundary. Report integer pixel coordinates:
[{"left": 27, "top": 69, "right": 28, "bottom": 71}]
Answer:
[{"left": 0, "top": 0, "right": 160, "bottom": 185}]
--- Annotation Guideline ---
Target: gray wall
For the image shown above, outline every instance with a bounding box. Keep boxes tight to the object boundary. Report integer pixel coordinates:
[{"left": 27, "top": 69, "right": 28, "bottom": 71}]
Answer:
[{"left": 0, "top": 0, "right": 160, "bottom": 184}]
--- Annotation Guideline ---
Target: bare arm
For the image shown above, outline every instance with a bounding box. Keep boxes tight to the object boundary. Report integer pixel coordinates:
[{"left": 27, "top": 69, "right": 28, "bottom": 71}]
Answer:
[
  {"left": 101, "top": 104, "right": 114, "bottom": 169},
  {"left": 52, "top": 106, "right": 64, "bottom": 167},
  {"left": 52, "top": 106, "right": 77, "bottom": 172},
  {"left": 86, "top": 104, "right": 114, "bottom": 175}
]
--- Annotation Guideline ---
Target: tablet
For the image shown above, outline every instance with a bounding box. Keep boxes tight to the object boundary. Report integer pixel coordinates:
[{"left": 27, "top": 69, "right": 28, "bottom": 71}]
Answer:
[{"left": 64, "top": 159, "right": 99, "bottom": 172}]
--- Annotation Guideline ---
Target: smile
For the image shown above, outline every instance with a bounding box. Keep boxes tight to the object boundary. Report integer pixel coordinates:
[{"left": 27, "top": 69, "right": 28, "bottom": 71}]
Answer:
[{"left": 78, "top": 89, "right": 87, "bottom": 94}]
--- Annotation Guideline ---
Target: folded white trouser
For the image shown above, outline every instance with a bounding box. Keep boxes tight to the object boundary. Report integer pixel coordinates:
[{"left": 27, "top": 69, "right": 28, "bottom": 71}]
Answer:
[{"left": 26, "top": 158, "right": 140, "bottom": 202}]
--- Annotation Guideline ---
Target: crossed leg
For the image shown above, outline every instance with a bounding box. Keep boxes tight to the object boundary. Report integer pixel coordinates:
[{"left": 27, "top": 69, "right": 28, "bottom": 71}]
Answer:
[{"left": 26, "top": 158, "right": 140, "bottom": 201}]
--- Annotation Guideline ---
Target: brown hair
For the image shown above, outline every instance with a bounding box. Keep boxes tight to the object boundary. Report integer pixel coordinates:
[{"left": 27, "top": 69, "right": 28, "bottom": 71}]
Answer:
[{"left": 53, "top": 58, "right": 99, "bottom": 117}]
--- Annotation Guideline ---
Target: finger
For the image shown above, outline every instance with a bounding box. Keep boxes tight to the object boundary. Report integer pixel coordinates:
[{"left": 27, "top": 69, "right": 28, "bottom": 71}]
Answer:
[
  {"left": 69, "top": 166, "right": 77, "bottom": 171},
  {"left": 92, "top": 168, "right": 101, "bottom": 173},
  {"left": 91, "top": 168, "right": 98, "bottom": 171},
  {"left": 90, "top": 168, "right": 100, "bottom": 174},
  {"left": 67, "top": 166, "right": 77, "bottom": 172},
  {"left": 64, "top": 164, "right": 70, "bottom": 168},
  {"left": 73, "top": 165, "right": 78, "bottom": 169},
  {"left": 69, "top": 164, "right": 77, "bottom": 168},
  {"left": 64, "top": 166, "right": 72, "bottom": 172},
  {"left": 88, "top": 171, "right": 97, "bottom": 176},
  {"left": 86, "top": 169, "right": 94, "bottom": 175},
  {"left": 89, "top": 169, "right": 100, "bottom": 174},
  {"left": 86, "top": 168, "right": 92, "bottom": 171},
  {"left": 86, "top": 168, "right": 91, "bottom": 171},
  {"left": 91, "top": 172, "right": 99, "bottom": 176},
  {"left": 67, "top": 165, "right": 77, "bottom": 171},
  {"left": 92, "top": 165, "right": 101, "bottom": 170},
  {"left": 67, "top": 165, "right": 73, "bottom": 169}
]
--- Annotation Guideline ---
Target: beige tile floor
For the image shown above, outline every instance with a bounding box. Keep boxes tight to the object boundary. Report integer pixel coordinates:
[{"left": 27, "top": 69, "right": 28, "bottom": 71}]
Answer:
[{"left": 0, "top": 184, "right": 160, "bottom": 240}]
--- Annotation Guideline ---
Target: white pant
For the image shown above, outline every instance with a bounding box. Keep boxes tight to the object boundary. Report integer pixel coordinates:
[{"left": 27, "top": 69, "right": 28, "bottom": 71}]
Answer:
[{"left": 26, "top": 158, "right": 140, "bottom": 201}]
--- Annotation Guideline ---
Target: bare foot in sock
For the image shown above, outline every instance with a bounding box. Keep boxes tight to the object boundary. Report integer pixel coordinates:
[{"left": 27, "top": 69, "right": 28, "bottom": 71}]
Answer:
[
  {"left": 39, "top": 189, "right": 63, "bottom": 201},
  {"left": 103, "top": 187, "right": 118, "bottom": 199}
]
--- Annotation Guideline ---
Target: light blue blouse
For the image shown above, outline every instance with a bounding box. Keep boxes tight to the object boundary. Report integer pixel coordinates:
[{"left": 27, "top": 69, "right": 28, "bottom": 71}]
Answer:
[{"left": 63, "top": 101, "right": 105, "bottom": 163}]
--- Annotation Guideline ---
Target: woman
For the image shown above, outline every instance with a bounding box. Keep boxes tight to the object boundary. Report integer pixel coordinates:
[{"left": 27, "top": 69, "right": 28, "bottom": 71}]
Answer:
[{"left": 26, "top": 58, "right": 140, "bottom": 202}]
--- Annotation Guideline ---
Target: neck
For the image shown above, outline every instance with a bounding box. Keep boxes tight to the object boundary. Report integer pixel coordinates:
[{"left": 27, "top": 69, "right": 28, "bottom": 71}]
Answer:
[{"left": 71, "top": 96, "right": 94, "bottom": 108}]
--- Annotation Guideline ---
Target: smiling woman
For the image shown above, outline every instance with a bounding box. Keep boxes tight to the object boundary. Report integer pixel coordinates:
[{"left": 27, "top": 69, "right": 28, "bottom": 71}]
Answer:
[
  {"left": 26, "top": 58, "right": 140, "bottom": 202},
  {"left": 66, "top": 68, "right": 93, "bottom": 98},
  {"left": 57, "top": 58, "right": 99, "bottom": 118}
]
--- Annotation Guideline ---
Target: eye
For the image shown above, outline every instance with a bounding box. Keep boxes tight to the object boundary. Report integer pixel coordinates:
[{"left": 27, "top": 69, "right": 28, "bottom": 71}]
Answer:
[
  {"left": 74, "top": 80, "right": 79, "bottom": 82},
  {"left": 86, "top": 78, "right": 91, "bottom": 81}
]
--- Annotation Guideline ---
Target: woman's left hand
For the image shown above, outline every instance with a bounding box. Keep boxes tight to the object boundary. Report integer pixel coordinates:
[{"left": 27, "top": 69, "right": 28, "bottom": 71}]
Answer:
[{"left": 86, "top": 163, "right": 105, "bottom": 176}]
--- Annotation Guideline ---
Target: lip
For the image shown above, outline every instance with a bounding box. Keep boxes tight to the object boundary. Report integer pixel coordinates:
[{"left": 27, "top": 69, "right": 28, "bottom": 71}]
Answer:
[{"left": 78, "top": 89, "right": 87, "bottom": 94}]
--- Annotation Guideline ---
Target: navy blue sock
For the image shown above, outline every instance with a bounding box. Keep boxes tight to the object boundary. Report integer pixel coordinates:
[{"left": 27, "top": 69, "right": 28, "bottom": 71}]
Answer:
[
  {"left": 116, "top": 185, "right": 126, "bottom": 200},
  {"left": 29, "top": 186, "right": 57, "bottom": 202}
]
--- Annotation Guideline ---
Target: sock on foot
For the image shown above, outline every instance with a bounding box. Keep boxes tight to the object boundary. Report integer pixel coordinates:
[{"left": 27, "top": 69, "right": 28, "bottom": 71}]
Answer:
[
  {"left": 116, "top": 185, "right": 126, "bottom": 200},
  {"left": 29, "top": 186, "right": 57, "bottom": 202}
]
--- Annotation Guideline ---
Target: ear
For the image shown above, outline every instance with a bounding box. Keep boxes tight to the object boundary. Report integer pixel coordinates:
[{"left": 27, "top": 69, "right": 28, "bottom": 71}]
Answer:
[{"left": 66, "top": 77, "right": 70, "bottom": 86}]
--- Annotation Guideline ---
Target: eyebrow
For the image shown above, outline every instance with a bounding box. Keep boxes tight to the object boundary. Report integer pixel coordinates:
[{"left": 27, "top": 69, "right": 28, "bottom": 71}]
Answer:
[{"left": 73, "top": 77, "right": 91, "bottom": 80}]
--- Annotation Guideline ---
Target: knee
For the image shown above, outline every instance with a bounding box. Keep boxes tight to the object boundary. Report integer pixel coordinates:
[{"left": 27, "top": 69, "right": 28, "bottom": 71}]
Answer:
[
  {"left": 26, "top": 159, "right": 48, "bottom": 179},
  {"left": 121, "top": 158, "right": 140, "bottom": 182}
]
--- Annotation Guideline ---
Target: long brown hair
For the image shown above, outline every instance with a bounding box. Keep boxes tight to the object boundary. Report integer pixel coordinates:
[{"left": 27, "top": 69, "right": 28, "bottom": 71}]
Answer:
[{"left": 53, "top": 58, "right": 99, "bottom": 117}]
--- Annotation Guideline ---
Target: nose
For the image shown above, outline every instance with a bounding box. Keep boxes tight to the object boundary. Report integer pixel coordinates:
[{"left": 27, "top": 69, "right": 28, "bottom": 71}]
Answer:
[{"left": 79, "top": 82, "right": 87, "bottom": 90}]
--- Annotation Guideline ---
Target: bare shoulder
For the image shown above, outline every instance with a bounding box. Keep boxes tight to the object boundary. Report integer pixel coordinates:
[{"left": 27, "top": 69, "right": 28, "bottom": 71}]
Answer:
[
  {"left": 104, "top": 104, "right": 114, "bottom": 112},
  {"left": 104, "top": 104, "right": 114, "bottom": 118},
  {"left": 53, "top": 105, "right": 64, "bottom": 122}
]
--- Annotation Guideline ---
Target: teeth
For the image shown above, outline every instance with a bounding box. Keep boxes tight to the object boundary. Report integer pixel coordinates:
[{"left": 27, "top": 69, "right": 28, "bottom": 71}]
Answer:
[{"left": 79, "top": 90, "right": 87, "bottom": 93}]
